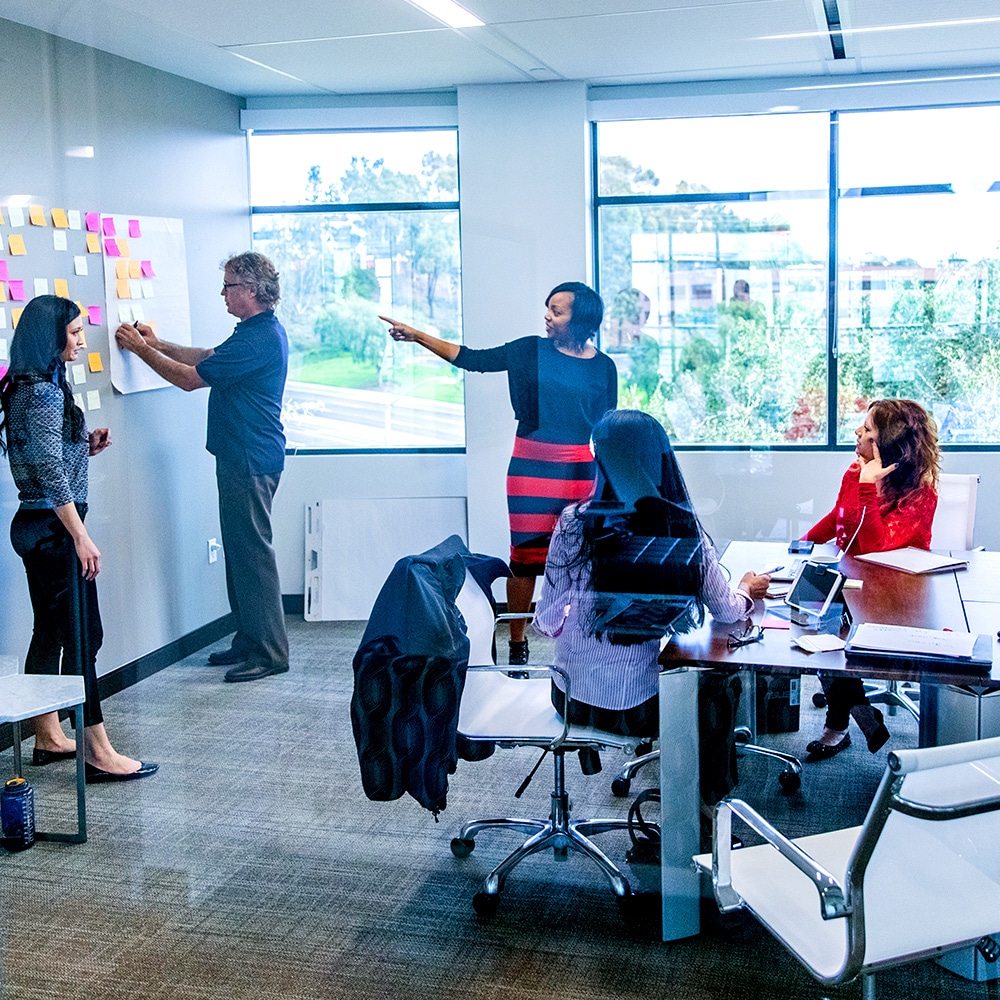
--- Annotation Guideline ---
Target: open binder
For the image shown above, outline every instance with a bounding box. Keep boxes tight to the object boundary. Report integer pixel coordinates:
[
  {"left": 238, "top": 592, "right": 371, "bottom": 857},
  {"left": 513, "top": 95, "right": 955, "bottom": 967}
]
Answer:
[{"left": 845, "top": 622, "right": 993, "bottom": 673}]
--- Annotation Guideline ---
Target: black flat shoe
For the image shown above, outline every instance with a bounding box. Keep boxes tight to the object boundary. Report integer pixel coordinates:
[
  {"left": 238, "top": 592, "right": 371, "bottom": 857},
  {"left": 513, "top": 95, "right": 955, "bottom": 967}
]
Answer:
[
  {"left": 508, "top": 640, "right": 529, "bottom": 666},
  {"left": 224, "top": 661, "right": 289, "bottom": 683},
  {"left": 805, "top": 732, "right": 851, "bottom": 759},
  {"left": 866, "top": 708, "right": 891, "bottom": 753},
  {"left": 32, "top": 747, "right": 77, "bottom": 766},
  {"left": 208, "top": 648, "right": 248, "bottom": 666},
  {"left": 85, "top": 761, "right": 159, "bottom": 784}
]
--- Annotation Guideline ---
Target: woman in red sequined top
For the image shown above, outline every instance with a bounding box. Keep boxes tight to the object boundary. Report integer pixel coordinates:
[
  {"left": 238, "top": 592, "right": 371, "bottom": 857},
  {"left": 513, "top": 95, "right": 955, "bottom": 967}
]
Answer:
[{"left": 802, "top": 399, "right": 940, "bottom": 761}]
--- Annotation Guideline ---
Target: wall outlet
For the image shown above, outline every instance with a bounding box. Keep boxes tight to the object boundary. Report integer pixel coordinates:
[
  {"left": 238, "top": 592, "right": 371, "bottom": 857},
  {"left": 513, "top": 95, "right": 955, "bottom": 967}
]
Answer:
[{"left": 207, "top": 538, "right": 221, "bottom": 564}]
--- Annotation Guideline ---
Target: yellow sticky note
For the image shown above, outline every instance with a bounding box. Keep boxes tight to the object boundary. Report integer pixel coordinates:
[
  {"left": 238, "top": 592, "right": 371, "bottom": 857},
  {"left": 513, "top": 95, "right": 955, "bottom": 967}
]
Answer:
[
  {"left": 117, "top": 239, "right": 130, "bottom": 257},
  {"left": 128, "top": 260, "right": 142, "bottom": 279},
  {"left": 11, "top": 307, "right": 23, "bottom": 328},
  {"left": 0, "top": 284, "right": 5, "bottom": 303},
  {"left": 88, "top": 352, "right": 103, "bottom": 373},
  {"left": 53, "top": 279, "right": 70, "bottom": 298},
  {"left": 29, "top": 205, "right": 47, "bottom": 226},
  {"left": 0, "top": 206, "right": 4, "bottom": 225},
  {"left": 86, "top": 233, "right": 101, "bottom": 253},
  {"left": 51, "top": 208, "right": 69, "bottom": 228},
  {"left": 116, "top": 279, "right": 131, "bottom": 299},
  {"left": 115, "top": 260, "right": 128, "bottom": 279},
  {"left": 8, "top": 234, "right": 26, "bottom": 255}
]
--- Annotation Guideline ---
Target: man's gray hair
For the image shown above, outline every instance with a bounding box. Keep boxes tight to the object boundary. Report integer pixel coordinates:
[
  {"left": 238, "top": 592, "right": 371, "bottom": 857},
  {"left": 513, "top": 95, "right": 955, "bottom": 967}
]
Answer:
[{"left": 223, "top": 252, "right": 280, "bottom": 308}]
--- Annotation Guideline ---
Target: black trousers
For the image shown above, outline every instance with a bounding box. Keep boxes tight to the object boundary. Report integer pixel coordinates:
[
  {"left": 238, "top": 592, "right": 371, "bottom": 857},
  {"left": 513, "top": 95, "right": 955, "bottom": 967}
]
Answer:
[
  {"left": 821, "top": 675, "right": 869, "bottom": 731},
  {"left": 10, "top": 507, "right": 104, "bottom": 728}
]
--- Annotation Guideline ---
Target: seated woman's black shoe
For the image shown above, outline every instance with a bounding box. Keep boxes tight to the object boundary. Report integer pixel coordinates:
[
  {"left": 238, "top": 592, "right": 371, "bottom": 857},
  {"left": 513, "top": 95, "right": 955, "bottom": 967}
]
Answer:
[
  {"left": 508, "top": 640, "right": 529, "bottom": 665},
  {"left": 865, "top": 708, "right": 891, "bottom": 753},
  {"left": 805, "top": 732, "right": 851, "bottom": 760}
]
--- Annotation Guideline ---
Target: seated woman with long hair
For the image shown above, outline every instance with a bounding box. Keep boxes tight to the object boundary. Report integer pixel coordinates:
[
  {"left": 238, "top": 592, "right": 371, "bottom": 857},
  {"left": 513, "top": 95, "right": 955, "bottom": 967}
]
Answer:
[
  {"left": 532, "top": 409, "right": 770, "bottom": 799},
  {"left": 802, "top": 398, "right": 940, "bottom": 760}
]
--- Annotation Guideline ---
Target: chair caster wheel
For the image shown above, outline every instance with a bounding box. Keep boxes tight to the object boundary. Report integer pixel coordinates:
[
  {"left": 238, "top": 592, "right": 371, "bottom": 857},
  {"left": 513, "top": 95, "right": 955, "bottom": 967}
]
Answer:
[
  {"left": 812, "top": 692, "right": 827, "bottom": 708},
  {"left": 451, "top": 837, "right": 475, "bottom": 858},
  {"left": 778, "top": 770, "right": 801, "bottom": 792},
  {"left": 472, "top": 891, "right": 499, "bottom": 918},
  {"left": 615, "top": 884, "right": 634, "bottom": 916},
  {"left": 611, "top": 777, "right": 631, "bottom": 797}
]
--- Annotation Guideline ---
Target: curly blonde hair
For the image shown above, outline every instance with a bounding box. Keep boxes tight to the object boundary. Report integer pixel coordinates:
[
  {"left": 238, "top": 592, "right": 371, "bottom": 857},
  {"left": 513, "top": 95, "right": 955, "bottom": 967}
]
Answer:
[{"left": 868, "top": 398, "right": 941, "bottom": 508}]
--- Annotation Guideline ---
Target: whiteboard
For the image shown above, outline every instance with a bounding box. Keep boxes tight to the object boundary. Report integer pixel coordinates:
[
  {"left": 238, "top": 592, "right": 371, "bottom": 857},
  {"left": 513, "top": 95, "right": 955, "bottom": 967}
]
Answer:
[{"left": 105, "top": 215, "right": 192, "bottom": 394}]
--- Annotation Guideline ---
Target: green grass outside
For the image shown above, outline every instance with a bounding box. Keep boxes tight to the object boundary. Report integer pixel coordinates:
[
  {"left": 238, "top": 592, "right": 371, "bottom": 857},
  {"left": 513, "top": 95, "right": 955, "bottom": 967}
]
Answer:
[{"left": 293, "top": 351, "right": 464, "bottom": 404}]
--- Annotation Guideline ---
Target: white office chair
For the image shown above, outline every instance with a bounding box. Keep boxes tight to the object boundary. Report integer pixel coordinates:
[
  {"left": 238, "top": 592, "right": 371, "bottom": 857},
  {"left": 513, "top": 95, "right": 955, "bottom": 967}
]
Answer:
[
  {"left": 863, "top": 472, "right": 980, "bottom": 721},
  {"left": 696, "top": 735, "right": 1000, "bottom": 999},
  {"left": 0, "top": 656, "right": 88, "bottom": 844},
  {"left": 452, "top": 574, "right": 645, "bottom": 919}
]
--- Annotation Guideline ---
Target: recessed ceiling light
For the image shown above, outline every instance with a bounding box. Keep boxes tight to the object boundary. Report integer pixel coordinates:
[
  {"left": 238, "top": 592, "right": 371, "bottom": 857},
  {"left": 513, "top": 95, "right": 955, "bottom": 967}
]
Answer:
[
  {"left": 407, "top": 0, "right": 484, "bottom": 28},
  {"left": 761, "top": 15, "right": 1000, "bottom": 41},
  {"left": 783, "top": 70, "right": 1000, "bottom": 91}
]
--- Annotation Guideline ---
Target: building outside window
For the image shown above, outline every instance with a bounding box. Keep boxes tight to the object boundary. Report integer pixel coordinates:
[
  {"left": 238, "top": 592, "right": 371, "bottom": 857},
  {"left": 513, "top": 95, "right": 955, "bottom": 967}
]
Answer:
[
  {"left": 596, "top": 106, "right": 1000, "bottom": 447},
  {"left": 249, "top": 129, "right": 463, "bottom": 451}
]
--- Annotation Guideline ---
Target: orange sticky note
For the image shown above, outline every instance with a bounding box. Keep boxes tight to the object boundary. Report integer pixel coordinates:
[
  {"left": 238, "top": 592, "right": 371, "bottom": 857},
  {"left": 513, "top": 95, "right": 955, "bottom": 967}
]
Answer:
[
  {"left": 51, "top": 208, "right": 69, "bottom": 228},
  {"left": 86, "top": 233, "right": 101, "bottom": 253},
  {"left": 128, "top": 260, "right": 142, "bottom": 279},
  {"left": 117, "top": 239, "right": 130, "bottom": 257},
  {"left": 115, "top": 260, "right": 128, "bottom": 279},
  {"left": 11, "top": 307, "right": 23, "bottom": 328},
  {"left": 8, "top": 234, "right": 26, "bottom": 255},
  {"left": 0, "top": 206, "right": 4, "bottom": 225},
  {"left": 0, "top": 284, "right": 5, "bottom": 303},
  {"left": 88, "top": 352, "right": 103, "bottom": 373},
  {"left": 116, "top": 279, "right": 131, "bottom": 299},
  {"left": 53, "top": 279, "right": 70, "bottom": 298},
  {"left": 28, "top": 205, "right": 47, "bottom": 226}
]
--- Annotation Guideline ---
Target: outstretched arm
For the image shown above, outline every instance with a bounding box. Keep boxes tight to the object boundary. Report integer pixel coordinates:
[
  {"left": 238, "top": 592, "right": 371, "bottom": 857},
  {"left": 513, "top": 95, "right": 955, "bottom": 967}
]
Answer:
[
  {"left": 115, "top": 322, "right": 209, "bottom": 391},
  {"left": 380, "top": 316, "right": 460, "bottom": 363}
]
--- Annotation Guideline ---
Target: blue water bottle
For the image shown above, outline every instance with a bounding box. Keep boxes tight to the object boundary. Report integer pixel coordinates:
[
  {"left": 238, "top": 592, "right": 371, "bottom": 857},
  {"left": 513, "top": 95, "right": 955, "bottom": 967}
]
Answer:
[{"left": 1, "top": 776, "right": 36, "bottom": 851}]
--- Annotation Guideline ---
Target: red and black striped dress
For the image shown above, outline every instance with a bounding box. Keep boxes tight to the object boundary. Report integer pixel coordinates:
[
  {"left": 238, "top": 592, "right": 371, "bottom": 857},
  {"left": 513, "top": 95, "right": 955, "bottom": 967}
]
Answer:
[{"left": 453, "top": 336, "right": 618, "bottom": 576}]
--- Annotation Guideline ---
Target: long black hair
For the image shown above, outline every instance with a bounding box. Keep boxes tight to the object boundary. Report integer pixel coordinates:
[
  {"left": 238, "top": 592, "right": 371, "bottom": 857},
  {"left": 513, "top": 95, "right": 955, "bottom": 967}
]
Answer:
[
  {"left": 0, "top": 295, "right": 85, "bottom": 457},
  {"left": 552, "top": 409, "right": 708, "bottom": 641}
]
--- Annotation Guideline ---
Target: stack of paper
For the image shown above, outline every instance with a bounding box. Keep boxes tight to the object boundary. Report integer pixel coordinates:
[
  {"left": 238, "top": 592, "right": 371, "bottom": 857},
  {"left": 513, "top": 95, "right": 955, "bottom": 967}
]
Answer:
[
  {"left": 854, "top": 548, "right": 969, "bottom": 574},
  {"left": 846, "top": 623, "right": 979, "bottom": 659}
]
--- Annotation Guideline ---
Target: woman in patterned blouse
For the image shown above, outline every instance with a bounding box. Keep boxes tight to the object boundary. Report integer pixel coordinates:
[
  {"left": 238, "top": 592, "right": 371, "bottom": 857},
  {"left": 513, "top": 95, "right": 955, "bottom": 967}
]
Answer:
[{"left": 0, "top": 296, "right": 157, "bottom": 783}]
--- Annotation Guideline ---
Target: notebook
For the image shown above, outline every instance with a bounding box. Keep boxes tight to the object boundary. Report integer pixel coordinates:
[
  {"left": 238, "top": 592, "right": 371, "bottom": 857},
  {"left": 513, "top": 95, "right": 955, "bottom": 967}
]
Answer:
[{"left": 854, "top": 547, "right": 969, "bottom": 575}]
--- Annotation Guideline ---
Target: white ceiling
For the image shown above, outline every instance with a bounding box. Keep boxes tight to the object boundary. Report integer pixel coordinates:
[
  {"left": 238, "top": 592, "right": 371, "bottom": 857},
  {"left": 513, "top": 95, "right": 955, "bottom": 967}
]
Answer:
[{"left": 2, "top": 0, "right": 1000, "bottom": 98}]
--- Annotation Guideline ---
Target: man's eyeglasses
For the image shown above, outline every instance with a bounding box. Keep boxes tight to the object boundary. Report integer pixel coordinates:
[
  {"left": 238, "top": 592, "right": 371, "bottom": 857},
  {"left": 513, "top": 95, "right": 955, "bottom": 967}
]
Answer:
[
  {"left": 222, "top": 282, "right": 246, "bottom": 290},
  {"left": 727, "top": 622, "right": 764, "bottom": 649}
]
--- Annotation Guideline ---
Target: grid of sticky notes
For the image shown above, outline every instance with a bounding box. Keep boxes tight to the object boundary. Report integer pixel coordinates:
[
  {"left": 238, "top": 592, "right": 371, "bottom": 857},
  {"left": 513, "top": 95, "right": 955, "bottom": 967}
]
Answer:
[{"left": 0, "top": 203, "right": 146, "bottom": 412}]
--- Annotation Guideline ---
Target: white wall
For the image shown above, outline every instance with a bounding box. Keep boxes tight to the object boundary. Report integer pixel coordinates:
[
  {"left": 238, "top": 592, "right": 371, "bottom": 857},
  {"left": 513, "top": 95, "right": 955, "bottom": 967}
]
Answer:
[{"left": 0, "top": 20, "right": 249, "bottom": 674}]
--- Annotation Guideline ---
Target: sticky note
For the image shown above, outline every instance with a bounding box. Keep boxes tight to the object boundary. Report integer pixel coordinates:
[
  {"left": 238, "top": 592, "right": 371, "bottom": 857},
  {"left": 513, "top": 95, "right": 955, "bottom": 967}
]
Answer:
[
  {"left": 86, "top": 390, "right": 101, "bottom": 411},
  {"left": 67, "top": 210, "right": 82, "bottom": 230},
  {"left": 29, "top": 205, "right": 46, "bottom": 226},
  {"left": 142, "top": 280, "right": 155, "bottom": 298},
  {"left": 128, "top": 260, "right": 141, "bottom": 279},
  {"left": 131, "top": 302, "right": 145, "bottom": 322},
  {"left": 8, "top": 207, "right": 25, "bottom": 228},
  {"left": 51, "top": 208, "right": 69, "bottom": 228},
  {"left": 74, "top": 256, "right": 88, "bottom": 276},
  {"left": 72, "top": 364, "right": 86, "bottom": 385},
  {"left": 86, "top": 233, "right": 101, "bottom": 253},
  {"left": 8, "top": 280, "right": 26, "bottom": 301},
  {"left": 117, "top": 303, "right": 131, "bottom": 323},
  {"left": 8, "top": 235, "right": 27, "bottom": 255},
  {"left": 140, "top": 260, "right": 155, "bottom": 278},
  {"left": 11, "top": 308, "right": 23, "bottom": 328},
  {"left": 85, "top": 212, "right": 100, "bottom": 232},
  {"left": 0, "top": 284, "right": 5, "bottom": 303},
  {"left": 0, "top": 207, "right": 4, "bottom": 225},
  {"left": 0, "top": 338, "right": 6, "bottom": 359},
  {"left": 88, "top": 306, "right": 102, "bottom": 326},
  {"left": 117, "top": 239, "right": 130, "bottom": 257},
  {"left": 0, "top": 310, "right": 6, "bottom": 330},
  {"left": 53, "top": 231, "right": 68, "bottom": 251},
  {"left": 128, "top": 219, "right": 141, "bottom": 238},
  {"left": 116, "top": 279, "right": 130, "bottom": 299},
  {"left": 115, "top": 260, "right": 128, "bottom": 279},
  {"left": 129, "top": 280, "right": 142, "bottom": 298},
  {"left": 74, "top": 393, "right": 85, "bottom": 410},
  {"left": 104, "top": 239, "right": 120, "bottom": 257},
  {"left": 33, "top": 278, "right": 49, "bottom": 297},
  {"left": 53, "top": 279, "right": 70, "bottom": 298},
  {"left": 88, "top": 352, "right": 104, "bottom": 373},
  {"left": 0, "top": 262, "right": 7, "bottom": 281},
  {"left": 102, "top": 217, "right": 116, "bottom": 236}
]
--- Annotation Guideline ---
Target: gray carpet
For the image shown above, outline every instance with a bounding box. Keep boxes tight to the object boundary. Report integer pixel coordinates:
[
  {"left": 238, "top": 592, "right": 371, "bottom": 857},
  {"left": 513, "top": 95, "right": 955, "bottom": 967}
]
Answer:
[{"left": 0, "top": 617, "right": 994, "bottom": 1000}]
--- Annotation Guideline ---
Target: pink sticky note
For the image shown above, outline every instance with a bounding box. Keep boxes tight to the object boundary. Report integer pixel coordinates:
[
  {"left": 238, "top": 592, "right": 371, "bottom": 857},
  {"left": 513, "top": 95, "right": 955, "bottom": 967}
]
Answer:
[
  {"left": 140, "top": 260, "right": 155, "bottom": 278},
  {"left": 88, "top": 306, "right": 102, "bottom": 326},
  {"left": 0, "top": 261, "right": 7, "bottom": 281},
  {"left": 128, "top": 219, "right": 141, "bottom": 238},
  {"left": 102, "top": 217, "right": 116, "bottom": 237},
  {"left": 760, "top": 613, "right": 792, "bottom": 630},
  {"left": 8, "top": 280, "right": 26, "bottom": 301},
  {"left": 85, "top": 212, "right": 100, "bottom": 232},
  {"left": 104, "top": 239, "right": 120, "bottom": 257}
]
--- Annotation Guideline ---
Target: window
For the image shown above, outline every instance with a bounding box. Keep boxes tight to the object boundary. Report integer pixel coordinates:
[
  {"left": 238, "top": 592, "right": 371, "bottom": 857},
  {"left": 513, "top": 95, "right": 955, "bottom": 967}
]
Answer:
[
  {"left": 596, "top": 106, "right": 1000, "bottom": 447},
  {"left": 249, "top": 130, "right": 463, "bottom": 450}
]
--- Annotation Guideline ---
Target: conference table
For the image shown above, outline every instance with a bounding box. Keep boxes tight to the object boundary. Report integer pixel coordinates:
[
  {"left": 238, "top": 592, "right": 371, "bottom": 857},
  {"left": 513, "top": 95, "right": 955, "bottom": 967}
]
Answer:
[{"left": 656, "top": 540, "right": 1000, "bottom": 941}]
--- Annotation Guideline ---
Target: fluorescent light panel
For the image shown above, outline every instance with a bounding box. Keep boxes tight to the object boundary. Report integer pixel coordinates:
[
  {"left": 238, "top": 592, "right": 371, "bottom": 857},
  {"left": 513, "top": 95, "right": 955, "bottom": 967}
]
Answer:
[
  {"left": 762, "top": 15, "right": 1000, "bottom": 41},
  {"left": 408, "top": 0, "right": 484, "bottom": 28}
]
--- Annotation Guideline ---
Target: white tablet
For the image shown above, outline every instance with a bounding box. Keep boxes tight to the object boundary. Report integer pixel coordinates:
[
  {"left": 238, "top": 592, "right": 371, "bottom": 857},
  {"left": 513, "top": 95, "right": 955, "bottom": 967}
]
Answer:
[{"left": 784, "top": 560, "right": 847, "bottom": 620}]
